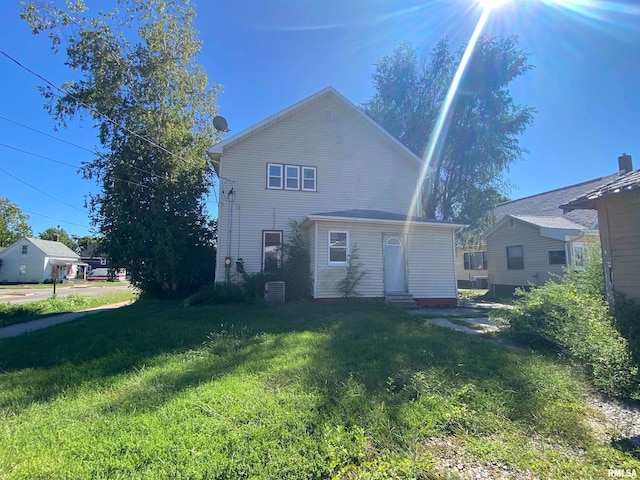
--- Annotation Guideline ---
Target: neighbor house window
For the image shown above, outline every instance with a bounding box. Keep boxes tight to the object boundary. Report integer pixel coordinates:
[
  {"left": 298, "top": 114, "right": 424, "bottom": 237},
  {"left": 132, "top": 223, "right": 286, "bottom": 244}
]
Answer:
[
  {"left": 267, "top": 163, "right": 283, "bottom": 189},
  {"left": 508, "top": 219, "right": 516, "bottom": 229},
  {"left": 506, "top": 245, "right": 524, "bottom": 270},
  {"left": 548, "top": 250, "right": 567, "bottom": 265},
  {"left": 573, "top": 243, "right": 587, "bottom": 270},
  {"left": 302, "top": 166, "right": 317, "bottom": 191},
  {"left": 21, "top": 245, "right": 28, "bottom": 255},
  {"left": 328, "top": 231, "right": 349, "bottom": 266},
  {"left": 285, "top": 165, "right": 300, "bottom": 190},
  {"left": 19, "top": 264, "right": 26, "bottom": 276},
  {"left": 100, "top": 257, "right": 107, "bottom": 266},
  {"left": 263, "top": 231, "right": 282, "bottom": 273},
  {"left": 463, "top": 251, "right": 487, "bottom": 270}
]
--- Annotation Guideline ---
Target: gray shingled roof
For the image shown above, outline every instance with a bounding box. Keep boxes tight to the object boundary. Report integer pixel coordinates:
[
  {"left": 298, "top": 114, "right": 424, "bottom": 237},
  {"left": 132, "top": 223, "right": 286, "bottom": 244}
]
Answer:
[
  {"left": 28, "top": 238, "right": 79, "bottom": 258},
  {"left": 493, "top": 174, "right": 617, "bottom": 228},
  {"left": 308, "top": 209, "right": 462, "bottom": 225},
  {"left": 512, "top": 215, "right": 587, "bottom": 230},
  {"left": 562, "top": 169, "right": 640, "bottom": 210}
]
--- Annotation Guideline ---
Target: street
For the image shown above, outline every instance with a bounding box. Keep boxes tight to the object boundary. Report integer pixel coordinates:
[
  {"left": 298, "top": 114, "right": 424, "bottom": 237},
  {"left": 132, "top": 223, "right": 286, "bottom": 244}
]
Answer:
[{"left": 0, "top": 284, "right": 133, "bottom": 305}]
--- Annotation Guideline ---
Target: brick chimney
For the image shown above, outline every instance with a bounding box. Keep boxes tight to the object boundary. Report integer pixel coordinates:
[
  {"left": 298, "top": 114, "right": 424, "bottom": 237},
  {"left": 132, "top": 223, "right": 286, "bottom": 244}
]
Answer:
[
  {"left": 618, "top": 153, "right": 633, "bottom": 175},
  {"left": 52, "top": 234, "right": 60, "bottom": 242}
]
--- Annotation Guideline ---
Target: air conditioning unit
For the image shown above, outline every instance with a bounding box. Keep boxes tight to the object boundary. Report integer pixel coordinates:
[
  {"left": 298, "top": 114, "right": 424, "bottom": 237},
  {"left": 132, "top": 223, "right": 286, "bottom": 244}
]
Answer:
[{"left": 264, "top": 281, "right": 285, "bottom": 305}]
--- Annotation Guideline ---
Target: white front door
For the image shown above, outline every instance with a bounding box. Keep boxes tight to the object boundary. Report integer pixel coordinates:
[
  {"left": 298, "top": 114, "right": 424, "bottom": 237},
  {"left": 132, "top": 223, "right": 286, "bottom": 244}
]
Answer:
[{"left": 384, "top": 235, "right": 406, "bottom": 293}]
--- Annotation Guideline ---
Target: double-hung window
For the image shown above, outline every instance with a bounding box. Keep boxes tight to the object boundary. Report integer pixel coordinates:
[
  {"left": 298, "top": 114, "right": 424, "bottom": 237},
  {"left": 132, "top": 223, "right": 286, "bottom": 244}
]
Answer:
[
  {"left": 548, "top": 250, "right": 567, "bottom": 265},
  {"left": 506, "top": 245, "right": 524, "bottom": 270},
  {"left": 302, "top": 166, "right": 316, "bottom": 191},
  {"left": 263, "top": 231, "right": 282, "bottom": 273},
  {"left": 328, "top": 231, "right": 348, "bottom": 266},
  {"left": 463, "top": 251, "right": 487, "bottom": 270},
  {"left": 267, "top": 164, "right": 283, "bottom": 189},
  {"left": 285, "top": 165, "right": 300, "bottom": 190},
  {"left": 21, "top": 245, "right": 28, "bottom": 255}
]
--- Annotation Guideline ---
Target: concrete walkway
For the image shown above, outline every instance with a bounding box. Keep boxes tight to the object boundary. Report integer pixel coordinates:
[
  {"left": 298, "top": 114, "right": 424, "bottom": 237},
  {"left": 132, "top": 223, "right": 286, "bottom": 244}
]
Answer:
[{"left": 0, "top": 301, "right": 132, "bottom": 339}]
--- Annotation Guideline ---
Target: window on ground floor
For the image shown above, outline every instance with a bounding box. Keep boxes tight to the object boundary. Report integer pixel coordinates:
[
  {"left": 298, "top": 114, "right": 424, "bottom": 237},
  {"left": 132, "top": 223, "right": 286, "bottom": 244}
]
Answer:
[
  {"left": 19, "top": 264, "right": 26, "bottom": 276},
  {"left": 262, "top": 231, "right": 282, "bottom": 273},
  {"left": 506, "top": 245, "right": 524, "bottom": 270},
  {"left": 328, "top": 231, "right": 349, "bottom": 266},
  {"left": 463, "top": 251, "right": 487, "bottom": 270},
  {"left": 572, "top": 243, "right": 587, "bottom": 270},
  {"left": 548, "top": 250, "right": 567, "bottom": 265}
]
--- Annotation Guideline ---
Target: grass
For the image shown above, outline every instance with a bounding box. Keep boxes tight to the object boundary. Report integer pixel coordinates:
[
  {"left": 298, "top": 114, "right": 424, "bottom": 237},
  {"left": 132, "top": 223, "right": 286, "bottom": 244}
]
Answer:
[
  {"left": 0, "top": 301, "right": 638, "bottom": 478},
  {"left": 0, "top": 281, "right": 129, "bottom": 289},
  {"left": 0, "top": 291, "right": 137, "bottom": 327}
]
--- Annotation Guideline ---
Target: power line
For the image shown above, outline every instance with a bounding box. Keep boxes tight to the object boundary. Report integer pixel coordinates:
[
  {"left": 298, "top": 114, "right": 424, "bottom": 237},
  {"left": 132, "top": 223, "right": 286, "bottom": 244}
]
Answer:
[
  {"left": 0, "top": 114, "right": 95, "bottom": 154},
  {"left": 0, "top": 166, "right": 86, "bottom": 212},
  {"left": 1, "top": 49, "right": 186, "bottom": 162},
  {"left": 20, "top": 208, "right": 91, "bottom": 229},
  {"left": 0, "top": 143, "right": 150, "bottom": 189}
]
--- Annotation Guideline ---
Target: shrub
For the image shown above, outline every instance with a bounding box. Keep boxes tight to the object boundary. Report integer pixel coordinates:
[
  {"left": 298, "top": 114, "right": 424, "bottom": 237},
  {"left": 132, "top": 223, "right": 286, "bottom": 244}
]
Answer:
[
  {"left": 282, "top": 220, "right": 312, "bottom": 301},
  {"left": 614, "top": 293, "right": 640, "bottom": 367},
  {"left": 337, "top": 243, "right": 368, "bottom": 298},
  {"left": 503, "top": 280, "right": 637, "bottom": 397}
]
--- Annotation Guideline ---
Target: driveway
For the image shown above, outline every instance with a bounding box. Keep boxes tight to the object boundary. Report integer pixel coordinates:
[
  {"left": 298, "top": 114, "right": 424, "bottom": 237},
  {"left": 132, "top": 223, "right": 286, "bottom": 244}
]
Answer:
[{"left": 0, "top": 284, "right": 133, "bottom": 305}]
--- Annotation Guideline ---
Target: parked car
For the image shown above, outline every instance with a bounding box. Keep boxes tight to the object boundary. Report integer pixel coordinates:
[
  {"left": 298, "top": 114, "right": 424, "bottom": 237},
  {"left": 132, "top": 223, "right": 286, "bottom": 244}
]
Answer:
[{"left": 87, "top": 268, "right": 127, "bottom": 282}]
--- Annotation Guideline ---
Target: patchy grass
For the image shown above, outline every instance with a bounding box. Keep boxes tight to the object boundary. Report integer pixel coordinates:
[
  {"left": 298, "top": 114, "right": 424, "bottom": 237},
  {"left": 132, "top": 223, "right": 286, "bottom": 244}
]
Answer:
[
  {"left": 0, "top": 301, "right": 637, "bottom": 479},
  {"left": 0, "top": 291, "right": 136, "bottom": 327}
]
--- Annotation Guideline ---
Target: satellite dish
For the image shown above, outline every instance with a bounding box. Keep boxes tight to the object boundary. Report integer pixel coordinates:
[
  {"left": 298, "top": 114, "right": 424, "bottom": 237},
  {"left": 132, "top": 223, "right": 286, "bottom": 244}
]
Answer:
[{"left": 213, "top": 115, "right": 229, "bottom": 132}]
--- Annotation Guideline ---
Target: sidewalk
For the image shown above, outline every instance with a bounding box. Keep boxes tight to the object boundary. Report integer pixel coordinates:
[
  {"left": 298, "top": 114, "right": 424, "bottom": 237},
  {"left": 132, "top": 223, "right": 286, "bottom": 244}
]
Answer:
[{"left": 0, "top": 301, "right": 132, "bottom": 339}]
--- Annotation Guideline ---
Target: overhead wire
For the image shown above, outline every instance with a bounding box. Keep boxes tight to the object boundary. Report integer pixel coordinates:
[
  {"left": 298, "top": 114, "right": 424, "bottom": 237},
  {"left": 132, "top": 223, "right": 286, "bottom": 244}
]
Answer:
[
  {"left": 20, "top": 207, "right": 91, "bottom": 229},
  {"left": 0, "top": 143, "right": 150, "bottom": 189}
]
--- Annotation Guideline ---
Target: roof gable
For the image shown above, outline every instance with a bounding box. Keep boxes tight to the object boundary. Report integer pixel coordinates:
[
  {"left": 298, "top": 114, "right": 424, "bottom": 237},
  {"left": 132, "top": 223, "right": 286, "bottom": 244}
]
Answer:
[
  {"left": 486, "top": 214, "right": 589, "bottom": 238},
  {"left": 207, "top": 86, "right": 424, "bottom": 171}
]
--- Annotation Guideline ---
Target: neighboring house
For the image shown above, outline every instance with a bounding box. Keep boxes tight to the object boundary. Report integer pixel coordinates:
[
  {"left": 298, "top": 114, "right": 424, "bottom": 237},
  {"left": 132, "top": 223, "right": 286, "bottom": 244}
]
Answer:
[
  {"left": 486, "top": 215, "right": 597, "bottom": 294},
  {"left": 79, "top": 242, "right": 110, "bottom": 272},
  {"left": 562, "top": 154, "right": 640, "bottom": 308},
  {"left": 0, "top": 237, "right": 85, "bottom": 283},
  {"left": 207, "top": 87, "right": 464, "bottom": 306},
  {"left": 456, "top": 172, "right": 617, "bottom": 292}
]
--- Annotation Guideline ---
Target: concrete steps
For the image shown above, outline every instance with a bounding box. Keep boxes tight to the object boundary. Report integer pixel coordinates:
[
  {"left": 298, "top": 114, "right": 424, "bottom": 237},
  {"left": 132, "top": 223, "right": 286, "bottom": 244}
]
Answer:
[{"left": 385, "top": 293, "right": 418, "bottom": 309}]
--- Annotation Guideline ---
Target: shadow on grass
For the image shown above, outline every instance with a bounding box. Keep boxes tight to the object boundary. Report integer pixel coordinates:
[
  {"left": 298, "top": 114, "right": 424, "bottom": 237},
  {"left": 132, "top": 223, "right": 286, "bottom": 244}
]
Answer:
[{"left": 0, "top": 300, "right": 595, "bottom": 449}]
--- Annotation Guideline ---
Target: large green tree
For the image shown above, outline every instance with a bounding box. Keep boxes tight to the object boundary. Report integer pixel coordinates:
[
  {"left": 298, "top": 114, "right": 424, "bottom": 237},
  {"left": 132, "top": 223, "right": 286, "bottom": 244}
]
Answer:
[
  {"left": 364, "top": 37, "right": 534, "bottom": 238},
  {"left": 22, "top": 0, "right": 221, "bottom": 296},
  {"left": 39, "top": 226, "right": 77, "bottom": 251},
  {"left": 0, "top": 197, "right": 33, "bottom": 247}
]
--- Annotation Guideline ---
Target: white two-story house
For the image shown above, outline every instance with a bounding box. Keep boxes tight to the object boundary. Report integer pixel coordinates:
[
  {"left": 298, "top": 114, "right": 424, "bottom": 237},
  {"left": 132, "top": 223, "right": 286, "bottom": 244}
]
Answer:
[{"left": 208, "top": 87, "right": 463, "bottom": 307}]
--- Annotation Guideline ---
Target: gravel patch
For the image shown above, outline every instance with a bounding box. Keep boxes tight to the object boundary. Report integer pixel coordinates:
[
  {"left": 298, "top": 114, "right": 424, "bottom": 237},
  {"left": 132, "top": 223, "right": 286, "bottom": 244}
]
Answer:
[{"left": 586, "top": 393, "right": 640, "bottom": 447}]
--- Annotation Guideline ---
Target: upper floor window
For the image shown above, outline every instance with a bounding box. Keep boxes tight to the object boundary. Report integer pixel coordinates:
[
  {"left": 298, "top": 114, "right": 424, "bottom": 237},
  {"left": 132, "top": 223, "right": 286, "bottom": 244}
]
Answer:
[
  {"left": 285, "top": 165, "right": 300, "bottom": 190},
  {"left": 21, "top": 245, "right": 28, "bottom": 255},
  {"left": 267, "top": 163, "right": 283, "bottom": 189},
  {"left": 463, "top": 251, "right": 487, "bottom": 270},
  {"left": 506, "top": 245, "right": 524, "bottom": 270},
  {"left": 266, "top": 163, "right": 316, "bottom": 192},
  {"left": 328, "top": 231, "right": 349, "bottom": 266}
]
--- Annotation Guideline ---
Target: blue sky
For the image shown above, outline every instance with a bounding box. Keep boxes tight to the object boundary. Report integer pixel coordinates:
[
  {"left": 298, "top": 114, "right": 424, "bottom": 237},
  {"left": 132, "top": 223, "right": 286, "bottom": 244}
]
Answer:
[{"left": 1, "top": 0, "right": 639, "bottom": 238}]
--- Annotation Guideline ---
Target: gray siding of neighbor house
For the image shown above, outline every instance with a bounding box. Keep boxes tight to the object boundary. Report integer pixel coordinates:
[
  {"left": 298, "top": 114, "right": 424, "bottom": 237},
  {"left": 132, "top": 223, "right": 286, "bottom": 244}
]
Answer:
[
  {"left": 455, "top": 247, "right": 488, "bottom": 288},
  {"left": 487, "top": 220, "right": 567, "bottom": 290},
  {"left": 598, "top": 191, "right": 640, "bottom": 303},
  {"left": 309, "top": 220, "right": 457, "bottom": 299},
  {"left": 215, "top": 93, "right": 421, "bottom": 283},
  {"left": 0, "top": 239, "right": 46, "bottom": 283}
]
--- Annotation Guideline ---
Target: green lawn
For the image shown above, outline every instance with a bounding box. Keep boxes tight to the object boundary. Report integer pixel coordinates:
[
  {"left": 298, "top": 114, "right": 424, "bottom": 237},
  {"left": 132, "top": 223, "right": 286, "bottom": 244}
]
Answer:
[
  {"left": 0, "top": 291, "right": 137, "bottom": 327},
  {"left": 0, "top": 301, "right": 637, "bottom": 479}
]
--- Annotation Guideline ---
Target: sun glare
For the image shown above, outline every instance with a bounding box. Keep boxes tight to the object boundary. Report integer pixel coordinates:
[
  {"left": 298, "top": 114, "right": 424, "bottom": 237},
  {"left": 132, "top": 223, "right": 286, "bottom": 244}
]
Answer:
[{"left": 477, "top": 0, "right": 511, "bottom": 10}]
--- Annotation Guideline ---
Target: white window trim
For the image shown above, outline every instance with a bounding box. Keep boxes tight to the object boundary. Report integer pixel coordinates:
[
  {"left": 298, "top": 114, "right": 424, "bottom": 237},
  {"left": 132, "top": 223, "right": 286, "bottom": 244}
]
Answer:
[
  {"left": 21, "top": 245, "right": 28, "bottom": 255},
  {"left": 328, "top": 230, "right": 349, "bottom": 266},
  {"left": 267, "top": 163, "right": 283, "bottom": 189},
  {"left": 301, "top": 166, "right": 317, "bottom": 192},
  {"left": 285, "top": 165, "right": 300, "bottom": 191}
]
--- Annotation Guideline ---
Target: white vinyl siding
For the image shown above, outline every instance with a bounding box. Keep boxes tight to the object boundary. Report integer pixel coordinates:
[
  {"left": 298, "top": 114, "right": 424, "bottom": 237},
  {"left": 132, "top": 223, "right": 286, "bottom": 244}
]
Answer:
[
  {"left": 310, "top": 221, "right": 456, "bottom": 300},
  {"left": 215, "top": 93, "right": 421, "bottom": 283}
]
